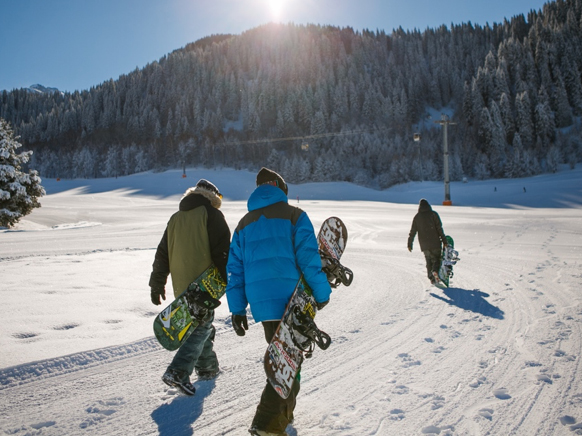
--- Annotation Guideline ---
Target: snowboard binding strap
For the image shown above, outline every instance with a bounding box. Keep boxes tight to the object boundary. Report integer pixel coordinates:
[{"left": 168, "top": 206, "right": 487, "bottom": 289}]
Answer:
[
  {"left": 291, "top": 306, "right": 331, "bottom": 358},
  {"left": 185, "top": 284, "right": 222, "bottom": 321},
  {"left": 321, "top": 254, "right": 354, "bottom": 288}
]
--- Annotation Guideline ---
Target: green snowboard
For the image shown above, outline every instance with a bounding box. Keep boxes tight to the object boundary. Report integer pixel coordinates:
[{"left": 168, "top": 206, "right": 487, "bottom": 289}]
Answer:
[
  {"left": 153, "top": 264, "right": 226, "bottom": 351},
  {"left": 435, "top": 235, "right": 459, "bottom": 287}
]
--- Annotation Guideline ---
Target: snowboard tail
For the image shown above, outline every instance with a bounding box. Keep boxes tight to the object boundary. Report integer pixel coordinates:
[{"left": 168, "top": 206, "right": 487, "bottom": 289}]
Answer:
[
  {"left": 264, "top": 217, "right": 351, "bottom": 399},
  {"left": 153, "top": 264, "right": 226, "bottom": 351}
]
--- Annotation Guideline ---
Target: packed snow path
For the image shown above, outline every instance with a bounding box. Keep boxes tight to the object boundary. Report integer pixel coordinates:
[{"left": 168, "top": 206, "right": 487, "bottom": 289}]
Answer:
[{"left": 1, "top": 169, "right": 582, "bottom": 435}]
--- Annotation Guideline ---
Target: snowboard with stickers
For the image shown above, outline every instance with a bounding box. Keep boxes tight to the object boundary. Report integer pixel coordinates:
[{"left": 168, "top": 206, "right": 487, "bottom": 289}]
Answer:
[
  {"left": 153, "top": 264, "right": 226, "bottom": 351},
  {"left": 263, "top": 216, "right": 353, "bottom": 399},
  {"left": 434, "top": 235, "right": 460, "bottom": 287}
]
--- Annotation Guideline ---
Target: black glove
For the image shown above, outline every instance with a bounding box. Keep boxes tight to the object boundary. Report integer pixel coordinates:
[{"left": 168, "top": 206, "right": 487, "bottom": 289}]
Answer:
[
  {"left": 316, "top": 300, "right": 329, "bottom": 310},
  {"left": 151, "top": 287, "right": 166, "bottom": 305},
  {"left": 408, "top": 245, "right": 412, "bottom": 252},
  {"left": 232, "top": 314, "right": 248, "bottom": 336}
]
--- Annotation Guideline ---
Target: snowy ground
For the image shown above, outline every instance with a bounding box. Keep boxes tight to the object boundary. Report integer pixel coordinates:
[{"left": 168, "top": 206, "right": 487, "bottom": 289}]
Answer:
[{"left": 1, "top": 166, "right": 582, "bottom": 435}]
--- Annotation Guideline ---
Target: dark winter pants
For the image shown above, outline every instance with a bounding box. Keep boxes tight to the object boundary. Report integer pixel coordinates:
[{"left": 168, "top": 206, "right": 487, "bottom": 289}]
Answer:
[
  {"left": 423, "top": 248, "right": 442, "bottom": 280},
  {"left": 251, "top": 321, "right": 300, "bottom": 433},
  {"left": 168, "top": 313, "right": 218, "bottom": 382}
]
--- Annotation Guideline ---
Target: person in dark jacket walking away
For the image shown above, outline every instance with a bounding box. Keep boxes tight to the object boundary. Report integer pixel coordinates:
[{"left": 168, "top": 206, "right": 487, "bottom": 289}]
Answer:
[
  {"left": 226, "top": 168, "right": 332, "bottom": 436},
  {"left": 407, "top": 198, "right": 448, "bottom": 284},
  {"left": 149, "top": 179, "right": 231, "bottom": 395}
]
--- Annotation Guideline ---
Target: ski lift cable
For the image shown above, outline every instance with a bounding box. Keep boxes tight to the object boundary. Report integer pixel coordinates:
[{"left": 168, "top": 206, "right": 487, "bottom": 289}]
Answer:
[{"left": 219, "top": 126, "right": 389, "bottom": 147}]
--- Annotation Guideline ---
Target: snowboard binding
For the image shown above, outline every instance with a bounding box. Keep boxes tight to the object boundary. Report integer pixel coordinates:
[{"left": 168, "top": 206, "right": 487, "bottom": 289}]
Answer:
[
  {"left": 321, "top": 254, "right": 354, "bottom": 288},
  {"left": 185, "top": 283, "right": 222, "bottom": 321},
  {"left": 290, "top": 305, "right": 331, "bottom": 358}
]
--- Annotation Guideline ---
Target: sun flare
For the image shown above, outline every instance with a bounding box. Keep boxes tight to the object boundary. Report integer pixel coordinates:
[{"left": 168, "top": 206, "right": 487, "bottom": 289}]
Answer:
[{"left": 267, "top": 0, "right": 285, "bottom": 20}]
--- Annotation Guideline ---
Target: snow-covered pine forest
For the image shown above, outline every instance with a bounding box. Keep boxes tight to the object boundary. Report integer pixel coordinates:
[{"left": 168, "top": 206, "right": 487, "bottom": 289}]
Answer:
[{"left": 1, "top": 0, "right": 582, "bottom": 187}]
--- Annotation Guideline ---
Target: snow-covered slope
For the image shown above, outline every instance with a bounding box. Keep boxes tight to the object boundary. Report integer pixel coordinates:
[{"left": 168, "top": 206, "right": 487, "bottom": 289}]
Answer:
[{"left": 1, "top": 167, "right": 582, "bottom": 435}]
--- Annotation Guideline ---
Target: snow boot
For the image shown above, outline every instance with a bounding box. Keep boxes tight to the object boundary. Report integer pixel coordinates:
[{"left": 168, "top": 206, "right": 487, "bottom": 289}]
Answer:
[
  {"left": 248, "top": 427, "right": 288, "bottom": 436},
  {"left": 196, "top": 367, "right": 220, "bottom": 381},
  {"left": 162, "top": 369, "right": 196, "bottom": 396}
]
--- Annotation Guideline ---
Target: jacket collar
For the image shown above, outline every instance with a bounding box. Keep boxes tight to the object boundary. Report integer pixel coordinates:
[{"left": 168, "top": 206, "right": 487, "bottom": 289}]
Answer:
[
  {"left": 179, "top": 193, "right": 210, "bottom": 211},
  {"left": 248, "top": 184, "right": 288, "bottom": 211}
]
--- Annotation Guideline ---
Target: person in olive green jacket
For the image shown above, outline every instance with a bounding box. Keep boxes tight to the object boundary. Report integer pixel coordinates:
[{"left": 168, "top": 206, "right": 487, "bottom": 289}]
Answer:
[{"left": 149, "top": 179, "right": 231, "bottom": 395}]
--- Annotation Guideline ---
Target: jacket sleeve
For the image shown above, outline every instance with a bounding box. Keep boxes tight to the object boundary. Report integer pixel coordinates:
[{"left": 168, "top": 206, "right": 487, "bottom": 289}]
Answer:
[
  {"left": 294, "top": 213, "right": 332, "bottom": 304},
  {"left": 407, "top": 217, "right": 417, "bottom": 249},
  {"left": 206, "top": 207, "right": 231, "bottom": 282},
  {"left": 225, "top": 230, "right": 249, "bottom": 315},
  {"left": 149, "top": 228, "right": 170, "bottom": 289}
]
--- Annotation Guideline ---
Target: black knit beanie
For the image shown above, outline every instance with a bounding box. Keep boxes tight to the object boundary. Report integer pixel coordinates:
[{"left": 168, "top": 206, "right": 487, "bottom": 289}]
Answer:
[{"left": 256, "top": 167, "right": 288, "bottom": 195}]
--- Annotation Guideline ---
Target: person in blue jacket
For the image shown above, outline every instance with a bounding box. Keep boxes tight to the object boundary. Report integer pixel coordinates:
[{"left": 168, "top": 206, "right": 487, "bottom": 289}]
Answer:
[{"left": 226, "top": 167, "right": 332, "bottom": 436}]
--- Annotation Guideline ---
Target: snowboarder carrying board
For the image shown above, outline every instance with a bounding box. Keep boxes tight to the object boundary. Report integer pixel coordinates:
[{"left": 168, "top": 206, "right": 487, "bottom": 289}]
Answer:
[
  {"left": 407, "top": 198, "right": 448, "bottom": 285},
  {"left": 149, "top": 179, "right": 231, "bottom": 395},
  {"left": 226, "top": 168, "right": 332, "bottom": 436}
]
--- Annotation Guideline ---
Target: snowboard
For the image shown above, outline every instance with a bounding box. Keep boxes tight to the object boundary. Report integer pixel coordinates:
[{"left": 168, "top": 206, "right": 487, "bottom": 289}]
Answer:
[
  {"left": 153, "top": 264, "right": 226, "bottom": 351},
  {"left": 435, "top": 235, "right": 459, "bottom": 287},
  {"left": 264, "top": 217, "right": 353, "bottom": 399}
]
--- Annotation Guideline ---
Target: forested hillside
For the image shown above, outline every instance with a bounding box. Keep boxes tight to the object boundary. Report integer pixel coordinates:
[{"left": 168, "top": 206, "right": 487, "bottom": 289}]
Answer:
[{"left": 1, "top": 0, "right": 582, "bottom": 186}]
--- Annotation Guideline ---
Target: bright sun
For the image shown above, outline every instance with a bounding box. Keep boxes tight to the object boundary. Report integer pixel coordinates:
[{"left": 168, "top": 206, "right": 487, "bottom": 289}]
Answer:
[{"left": 267, "top": 0, "right": 285, "bottom": 20}]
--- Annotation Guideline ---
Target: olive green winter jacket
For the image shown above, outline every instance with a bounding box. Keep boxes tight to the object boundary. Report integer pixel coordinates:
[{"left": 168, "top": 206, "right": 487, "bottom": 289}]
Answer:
[{"left": 149, "top": 192, "right": 231, "bottom": 298}]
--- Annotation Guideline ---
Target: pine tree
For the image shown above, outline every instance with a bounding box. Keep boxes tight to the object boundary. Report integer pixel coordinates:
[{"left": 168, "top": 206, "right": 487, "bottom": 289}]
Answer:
[{"left": 0, "top": 118, "right": 45, "bottom": 228}]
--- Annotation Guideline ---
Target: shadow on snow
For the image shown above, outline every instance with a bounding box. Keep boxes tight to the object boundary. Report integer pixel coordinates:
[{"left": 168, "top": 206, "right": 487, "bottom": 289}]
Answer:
[
  {"left": 430, "top": 287, "right": 505, "bottom": 319},
  {"left": 151, "top": 379, "right": 217, "bottom": 436}
]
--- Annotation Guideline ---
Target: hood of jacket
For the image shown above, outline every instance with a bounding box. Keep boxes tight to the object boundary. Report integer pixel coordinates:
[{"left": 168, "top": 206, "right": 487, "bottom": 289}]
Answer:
[
  {"left": 179, "top": 192, "right": 211, "bottom": 211},
  {"left": 418, "top": 199, "right": 432, "bottom": 213},
  {"left": 247, "top": 184, "right": 288, "bottom": 212}
]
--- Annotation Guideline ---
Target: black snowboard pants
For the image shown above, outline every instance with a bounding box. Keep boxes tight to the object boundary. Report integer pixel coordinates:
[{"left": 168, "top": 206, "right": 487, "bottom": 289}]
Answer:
[
  {"left": 251, "top": 321, "right": 300, "bottom": 434},
  {"left": 423, "top": 248, "right": 442, "bottom": 280}
]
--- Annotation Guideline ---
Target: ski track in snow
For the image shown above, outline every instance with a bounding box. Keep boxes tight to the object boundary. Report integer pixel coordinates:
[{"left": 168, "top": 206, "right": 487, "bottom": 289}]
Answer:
[{"left": 2, "top": 170, "right": 582, "bottom": 435}]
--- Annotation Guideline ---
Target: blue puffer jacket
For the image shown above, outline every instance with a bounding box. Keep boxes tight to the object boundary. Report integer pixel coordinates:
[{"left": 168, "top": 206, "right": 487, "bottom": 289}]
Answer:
[{"left": 226, "top": 184, "right": 332, "bottom": 322}]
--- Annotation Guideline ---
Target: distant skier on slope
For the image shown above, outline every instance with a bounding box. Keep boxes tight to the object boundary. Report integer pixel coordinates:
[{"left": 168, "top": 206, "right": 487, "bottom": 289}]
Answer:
[{"left": 407, "top": 198, "right": 448, "bottom": 285}]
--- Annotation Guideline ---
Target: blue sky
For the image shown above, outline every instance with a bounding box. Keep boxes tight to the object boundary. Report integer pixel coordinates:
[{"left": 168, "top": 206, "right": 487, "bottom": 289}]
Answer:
[{"left": 1, "top": 0, "right": 549, "bottom": 93}]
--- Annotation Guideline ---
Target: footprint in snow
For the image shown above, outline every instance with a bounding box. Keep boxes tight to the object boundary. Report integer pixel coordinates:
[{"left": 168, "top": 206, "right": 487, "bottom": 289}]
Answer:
[
  {"left": 394, "top": 385, "right": 409, "bottom": 395},
  {"left": 389, "top": 408, "right": 405, "bottom": 420},
  {"left": 493, "top": 388, "right": 511, "bottom": 400},
  {"left": 398, "top": 353, "right": 421, "bottom": 368},
  {"left": 469, "top": 376, "right": 487, "bottom": 388},
  {"left": 431, "top": 395, "right": 445, "bottom": 410},
  {"left": 381, "top": 320, "right": 396, "bottom": 326},
  {"left": 53, "top": 323, "right": 79, "bottom": 330},
  {"left": 421, "top": 424, "right": 455, "bottom": 435},
  {"left": 13, "top": 332, "right": 39, "bottom": 339},
  {"left": 559, "top": 415, "right": 576, "bottom": 426},
  {"left": 479, "top": 408, "right": 494, "bottom": 420},
  {"left": 536, "top": 374, "right": 553, "bottom": 384},
  {"left": 80, "top": 397, "right": 125, "bottom": 428}
]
